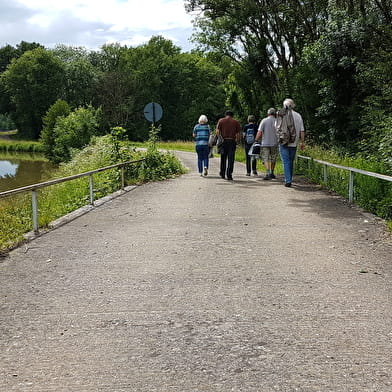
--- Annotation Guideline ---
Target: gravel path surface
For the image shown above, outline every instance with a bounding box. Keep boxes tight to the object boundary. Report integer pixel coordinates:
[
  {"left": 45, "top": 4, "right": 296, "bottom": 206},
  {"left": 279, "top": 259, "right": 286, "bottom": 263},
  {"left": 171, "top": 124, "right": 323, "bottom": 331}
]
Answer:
[{"left": 1, "top": 151, "right": 391, "bottom": 391}]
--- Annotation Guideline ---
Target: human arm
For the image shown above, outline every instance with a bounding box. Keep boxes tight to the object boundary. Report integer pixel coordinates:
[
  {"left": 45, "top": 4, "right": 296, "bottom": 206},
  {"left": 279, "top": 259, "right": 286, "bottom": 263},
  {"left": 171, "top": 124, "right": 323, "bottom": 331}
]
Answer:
[
  {"left": 299, "top": 131, "right": 305, "bottom": 150},
  {"left": 255, "top": 130, "right": 262, "bottom": 142}
]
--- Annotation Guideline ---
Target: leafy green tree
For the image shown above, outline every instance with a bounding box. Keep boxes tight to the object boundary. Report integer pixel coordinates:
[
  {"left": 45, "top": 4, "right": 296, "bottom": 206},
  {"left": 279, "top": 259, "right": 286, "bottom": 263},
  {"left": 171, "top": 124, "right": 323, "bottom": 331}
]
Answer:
[
  {"left": 40, "top": 99, "right": 71, "bottom": 160},
  {"left": 1, "top": 48, "right": 65, "bottom": 139},
  {"left": 51, "top": 105, "right": 102, "bottom": 163},
  {"left": 51, "top": 45, "right": 101, "bottom": 108}
]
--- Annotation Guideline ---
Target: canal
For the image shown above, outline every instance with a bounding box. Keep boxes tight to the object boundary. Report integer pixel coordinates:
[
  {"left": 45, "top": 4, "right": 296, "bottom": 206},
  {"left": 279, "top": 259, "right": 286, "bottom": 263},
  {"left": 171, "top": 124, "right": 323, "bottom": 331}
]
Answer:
[{"left": 0, "top": 152, "right": 55, "bottom": 192}]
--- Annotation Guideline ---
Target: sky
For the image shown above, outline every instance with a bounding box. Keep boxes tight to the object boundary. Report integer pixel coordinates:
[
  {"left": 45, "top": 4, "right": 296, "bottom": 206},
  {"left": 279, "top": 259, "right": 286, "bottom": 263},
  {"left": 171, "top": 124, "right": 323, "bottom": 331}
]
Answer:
[{"left": 1, "top": 0, "right": 197, "bottom": 52}]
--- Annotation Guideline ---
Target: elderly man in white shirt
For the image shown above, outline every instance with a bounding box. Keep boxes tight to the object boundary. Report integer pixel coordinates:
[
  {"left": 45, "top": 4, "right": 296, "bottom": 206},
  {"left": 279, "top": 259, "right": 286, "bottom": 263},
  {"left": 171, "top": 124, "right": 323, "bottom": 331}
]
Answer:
[{"left": 278, "top": 98, "right": 305, "bottom": 187}]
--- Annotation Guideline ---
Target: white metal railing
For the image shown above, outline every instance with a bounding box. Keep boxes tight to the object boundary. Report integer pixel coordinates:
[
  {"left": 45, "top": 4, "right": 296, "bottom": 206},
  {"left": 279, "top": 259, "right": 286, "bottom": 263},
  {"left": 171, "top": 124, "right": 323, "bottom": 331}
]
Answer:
[
  {"left": 0, "top": 158, "right": 145, "bottom": 233},
  {"left": 297, "top": 155, "right": 392, "bottom": 203}
]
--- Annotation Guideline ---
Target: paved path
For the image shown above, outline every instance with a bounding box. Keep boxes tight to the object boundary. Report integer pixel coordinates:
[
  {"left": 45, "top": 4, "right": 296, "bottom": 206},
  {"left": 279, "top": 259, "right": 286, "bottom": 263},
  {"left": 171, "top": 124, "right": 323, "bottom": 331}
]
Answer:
[{"left": 1, "top": 151, "right": 391, "bottom": 392}]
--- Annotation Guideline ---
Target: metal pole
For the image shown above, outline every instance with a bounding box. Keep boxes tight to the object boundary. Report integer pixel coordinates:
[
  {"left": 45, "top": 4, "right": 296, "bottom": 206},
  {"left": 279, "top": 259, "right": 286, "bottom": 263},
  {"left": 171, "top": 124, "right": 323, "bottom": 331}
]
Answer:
[
  {"left": 32, "top": 190, "right": 39, "bottom": 233},
  {"left": 89, "top": 175, "right": 94, "bottom": 205},
  {"left": 323, "top": 164, "right": 328, "bottom": 184},
  {"left": 349, "top": 170, "right": 354, "bottom": 203},
  {"left": 121, "top": 166, "right": 125, "bottom": 190}
]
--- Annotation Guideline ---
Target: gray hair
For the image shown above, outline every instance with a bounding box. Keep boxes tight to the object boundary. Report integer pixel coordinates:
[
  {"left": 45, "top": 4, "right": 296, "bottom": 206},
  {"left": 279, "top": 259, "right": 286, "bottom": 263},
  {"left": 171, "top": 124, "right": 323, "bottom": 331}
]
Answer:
[
  {"left": 198, "top": 115, "right": 208, "bottom": 124},
  {"left": 267, "top": 108, "right": 276, "bottom": 115},
  {"left": 283, "top": 98, "right": 295, "bottom": 108}
]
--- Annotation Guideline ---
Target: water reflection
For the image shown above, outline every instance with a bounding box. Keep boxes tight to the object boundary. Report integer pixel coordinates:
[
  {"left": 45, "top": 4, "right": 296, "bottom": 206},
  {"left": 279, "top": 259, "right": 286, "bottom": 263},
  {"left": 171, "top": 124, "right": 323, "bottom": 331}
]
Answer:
[
  {"left": 0, "top": 153, "right": 55, "bottom": 192},
  {"left": 0, "top": 160, "right": 19, "bottom": 178}
]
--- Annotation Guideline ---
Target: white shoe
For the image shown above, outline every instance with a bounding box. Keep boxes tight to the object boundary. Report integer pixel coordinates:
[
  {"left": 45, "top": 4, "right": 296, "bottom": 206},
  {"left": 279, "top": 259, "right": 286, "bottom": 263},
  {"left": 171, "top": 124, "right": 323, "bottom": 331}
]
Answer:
[{"left": 203, "top": 167, "right": 208, "bottom": 176}]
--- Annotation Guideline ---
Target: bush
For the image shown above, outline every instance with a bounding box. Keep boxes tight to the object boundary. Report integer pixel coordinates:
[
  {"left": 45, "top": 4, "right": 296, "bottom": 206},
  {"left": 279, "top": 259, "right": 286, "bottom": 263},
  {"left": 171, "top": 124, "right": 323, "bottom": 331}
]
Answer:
[{"left": 297, "top": 146, "right": 392, "bottom": 221}]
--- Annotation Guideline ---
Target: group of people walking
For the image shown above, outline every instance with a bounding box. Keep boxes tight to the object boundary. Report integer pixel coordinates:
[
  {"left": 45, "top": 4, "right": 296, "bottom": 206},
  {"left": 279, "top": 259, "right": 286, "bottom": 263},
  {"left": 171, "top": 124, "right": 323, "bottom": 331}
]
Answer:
[{"left": 192, "top": 98, "right": 305, "bottom": 187}]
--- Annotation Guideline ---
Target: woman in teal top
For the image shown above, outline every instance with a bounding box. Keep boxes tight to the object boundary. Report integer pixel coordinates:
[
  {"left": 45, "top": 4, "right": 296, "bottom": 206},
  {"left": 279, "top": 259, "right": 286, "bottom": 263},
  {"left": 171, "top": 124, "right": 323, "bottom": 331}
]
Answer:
[{"left": 193, "top": 115, "right": 211, "bottom": 176}]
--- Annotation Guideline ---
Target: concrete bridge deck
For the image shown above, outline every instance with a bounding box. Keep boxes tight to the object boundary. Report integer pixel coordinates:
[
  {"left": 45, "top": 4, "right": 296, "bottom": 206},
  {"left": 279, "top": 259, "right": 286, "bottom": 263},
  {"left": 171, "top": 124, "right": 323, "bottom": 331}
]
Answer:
[{"left": 1, "top": 151, "right": 391, "bottom": 391}]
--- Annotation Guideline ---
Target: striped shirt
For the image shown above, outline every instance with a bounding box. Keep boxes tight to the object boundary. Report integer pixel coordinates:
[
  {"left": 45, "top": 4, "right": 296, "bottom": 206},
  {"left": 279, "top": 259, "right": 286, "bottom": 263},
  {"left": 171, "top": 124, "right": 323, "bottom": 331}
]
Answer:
[{"left": 193, "top": 124, "right": 211, "bottom": 146}]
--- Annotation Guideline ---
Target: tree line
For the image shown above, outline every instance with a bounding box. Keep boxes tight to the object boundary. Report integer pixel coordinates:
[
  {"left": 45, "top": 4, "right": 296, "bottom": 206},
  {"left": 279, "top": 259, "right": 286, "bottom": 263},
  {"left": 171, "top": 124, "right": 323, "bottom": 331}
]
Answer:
[
  {"left": 0, "top": 38, "right": 230, "bottom": 163},
  {"left": 0, "top": 0, "right": 391, "bottom": 170},
  {"left": 186, "top": 0, "right": 391, "bottom": 170}
]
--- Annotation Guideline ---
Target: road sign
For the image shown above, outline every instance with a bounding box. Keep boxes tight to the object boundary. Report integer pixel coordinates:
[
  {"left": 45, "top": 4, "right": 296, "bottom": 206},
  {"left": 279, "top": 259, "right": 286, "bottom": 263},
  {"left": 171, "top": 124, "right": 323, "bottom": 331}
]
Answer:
[{"left": 143, "top": 102, "right": 163, "bottom": 123}]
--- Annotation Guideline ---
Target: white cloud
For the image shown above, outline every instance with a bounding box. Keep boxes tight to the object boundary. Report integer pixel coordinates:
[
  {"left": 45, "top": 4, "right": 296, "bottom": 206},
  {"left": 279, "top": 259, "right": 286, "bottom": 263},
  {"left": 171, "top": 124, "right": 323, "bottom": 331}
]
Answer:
[{"left": 0, "top": 0, "right": 195, "bottom": 51}]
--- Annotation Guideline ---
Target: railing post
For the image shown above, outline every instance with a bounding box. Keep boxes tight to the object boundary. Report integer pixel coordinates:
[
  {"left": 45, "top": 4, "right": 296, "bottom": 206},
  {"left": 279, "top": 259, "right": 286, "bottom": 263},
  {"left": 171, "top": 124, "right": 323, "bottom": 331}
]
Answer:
[
  {"left": 89, "top": 174, "right": 94, "bottom": 205},
  {"left": 121, "top": 166, "right": 125, "bottom": 190},
  {"left": 323, "top": 164, "right": 328, "bottom": 184},
  {"left": 349, "top": 170, "right": 354, "bottom": 203},
  {"left": 31, "top": 190, "right": 39, "bottom": 233}
]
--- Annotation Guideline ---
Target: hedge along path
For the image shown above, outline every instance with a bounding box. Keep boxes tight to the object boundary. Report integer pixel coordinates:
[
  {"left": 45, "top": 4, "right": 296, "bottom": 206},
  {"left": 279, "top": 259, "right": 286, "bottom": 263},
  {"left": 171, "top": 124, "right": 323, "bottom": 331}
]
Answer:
[{"left": 1, "top": 150, "right": 391, "bottom": 391}]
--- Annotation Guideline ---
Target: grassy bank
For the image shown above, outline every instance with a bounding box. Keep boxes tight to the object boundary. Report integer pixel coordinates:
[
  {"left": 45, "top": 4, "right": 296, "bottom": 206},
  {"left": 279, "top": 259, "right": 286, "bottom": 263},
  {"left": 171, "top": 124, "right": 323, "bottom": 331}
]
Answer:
[
  {"left": 0, "top": 136, "right": 185, "bottom": 252},
  {"left": 297, "top": 146, "right": 392, "bottom": 226},
  {"left": 0, "top": 138, "right": 44, "bottom": 153}
]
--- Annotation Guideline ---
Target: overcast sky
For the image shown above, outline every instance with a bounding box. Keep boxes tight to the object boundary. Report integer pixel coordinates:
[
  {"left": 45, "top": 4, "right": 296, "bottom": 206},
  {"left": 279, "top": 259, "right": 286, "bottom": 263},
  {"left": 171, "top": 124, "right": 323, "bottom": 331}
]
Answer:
[{"left": 1, "top": 0, "right": 196, "bottom": 52}]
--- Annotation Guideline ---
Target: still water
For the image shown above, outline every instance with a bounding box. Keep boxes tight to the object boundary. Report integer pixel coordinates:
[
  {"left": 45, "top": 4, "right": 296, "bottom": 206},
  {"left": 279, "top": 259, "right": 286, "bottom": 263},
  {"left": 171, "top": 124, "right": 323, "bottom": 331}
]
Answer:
[{"left": 0, "top": 152, "right": 55, "bottom": 192}]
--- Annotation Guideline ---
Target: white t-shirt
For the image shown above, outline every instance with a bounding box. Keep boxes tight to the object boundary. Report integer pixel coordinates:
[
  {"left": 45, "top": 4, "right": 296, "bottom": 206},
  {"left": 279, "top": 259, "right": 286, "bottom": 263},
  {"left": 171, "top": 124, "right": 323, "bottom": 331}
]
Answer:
[{"left": 288, "top": 110, "right": 305, "bottom": 147}]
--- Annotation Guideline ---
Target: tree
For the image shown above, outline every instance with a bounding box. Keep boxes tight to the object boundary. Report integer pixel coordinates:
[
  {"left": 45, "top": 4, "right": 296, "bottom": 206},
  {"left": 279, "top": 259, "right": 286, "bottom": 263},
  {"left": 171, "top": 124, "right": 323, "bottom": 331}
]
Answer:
[
  {"left": 1, "top": 48, "right": 65, "bottom": 139},
  {"left": 51, "top": 105, "right": 102, "bottom": 163},
  {"left": 51, "top": 45, "right": 101, "bottom": 108},
  {"left": 40, "top": 99, "right": 71, "bottom": 160}
]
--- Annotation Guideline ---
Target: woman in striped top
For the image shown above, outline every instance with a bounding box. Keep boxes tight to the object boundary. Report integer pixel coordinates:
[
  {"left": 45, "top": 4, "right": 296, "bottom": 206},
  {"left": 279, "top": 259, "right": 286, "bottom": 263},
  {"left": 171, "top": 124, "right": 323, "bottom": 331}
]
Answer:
[{"left": 193, "top": 115, "right": 211, "bottom": 176}]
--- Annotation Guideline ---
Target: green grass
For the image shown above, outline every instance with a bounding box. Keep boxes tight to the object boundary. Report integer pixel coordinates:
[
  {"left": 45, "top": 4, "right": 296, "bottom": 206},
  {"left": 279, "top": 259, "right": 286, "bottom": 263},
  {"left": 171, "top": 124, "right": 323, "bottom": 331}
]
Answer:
[
  {"left": 0, "top": 138, "right": 44, "bottom": 153},
  {"left": 0, "top": 136, "right": 186, "bottom": 252},
  {"left": 297, "top": 146, "right": 392, "bottom": 224}
]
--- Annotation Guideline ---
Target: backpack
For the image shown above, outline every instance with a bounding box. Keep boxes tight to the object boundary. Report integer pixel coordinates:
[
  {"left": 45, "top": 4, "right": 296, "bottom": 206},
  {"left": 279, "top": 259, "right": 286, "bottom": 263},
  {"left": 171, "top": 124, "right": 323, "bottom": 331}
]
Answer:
[
  {"left": 276, "top": 107, "right": 296, "bottom": 145},
  {"left": 245, "top": 126, "right": 256, "bottom": 145}
]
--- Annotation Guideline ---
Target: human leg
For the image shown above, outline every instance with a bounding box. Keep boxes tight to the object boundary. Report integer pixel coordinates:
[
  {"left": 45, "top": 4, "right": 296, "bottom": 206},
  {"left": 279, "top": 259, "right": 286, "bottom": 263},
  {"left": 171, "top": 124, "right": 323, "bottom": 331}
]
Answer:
[
  {"left": 269, "top": 146, "right": 278, "bottom": 178},
  {"left": 245, "top": 144, "right": 252, "bottom": 174},
  {"left": 279, "top": 145, "right": 297, "bottom": 184},
  {"left": 220, "top": 146, "right": 228, "bottom": 178},
  {"left": 196, "top": 145, "right": 203, "bottom": 174},
  {"left": 226, "top": 140, "right": 236, "bottom": 179},
  {"left": 279, "top": 145, "right": 291, "bottom": 184}
]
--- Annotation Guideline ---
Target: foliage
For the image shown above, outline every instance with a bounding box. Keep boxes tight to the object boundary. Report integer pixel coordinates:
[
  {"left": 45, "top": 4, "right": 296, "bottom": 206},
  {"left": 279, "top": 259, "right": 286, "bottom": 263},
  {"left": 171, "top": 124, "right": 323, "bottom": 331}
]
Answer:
[
  {"left": 0, "top": 48, "right": 65, "bottom": 139},
  {"left": 40, "top": 99, "right": 71, "bottom": 160},
  {"left": 50, "top": 105, "right": 102, "bottom": 163},
  {"left": 0, "top": 113, "right": 15, "bottom": 130},
  {"left": 297, "top": 146, "right": 392, "bottom": 220},
  {"left": 0, "top": 139, "right": 44, "bottom": 153},
  {"left": 138, "top": 125, "right": 186, "bottom": 182},
  {"left": 0, "top": 135, "right": 185, "bottom": 252}
]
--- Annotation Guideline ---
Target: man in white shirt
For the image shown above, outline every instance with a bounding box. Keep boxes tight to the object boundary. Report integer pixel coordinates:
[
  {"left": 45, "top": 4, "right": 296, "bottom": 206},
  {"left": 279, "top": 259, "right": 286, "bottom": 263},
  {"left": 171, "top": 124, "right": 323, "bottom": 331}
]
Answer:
[{"left": 279, "top": 98, "right": 305, "bottom": 187}]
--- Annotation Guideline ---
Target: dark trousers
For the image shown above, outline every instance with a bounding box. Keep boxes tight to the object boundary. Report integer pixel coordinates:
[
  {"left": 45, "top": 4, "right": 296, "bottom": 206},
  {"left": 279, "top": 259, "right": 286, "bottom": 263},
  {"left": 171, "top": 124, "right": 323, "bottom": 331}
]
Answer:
[
  {"left": 220, "top": 140, "right": 237, "bottom": 178},
  {"left": 244, "top": 143, "right": 257, "bottom": 173}
]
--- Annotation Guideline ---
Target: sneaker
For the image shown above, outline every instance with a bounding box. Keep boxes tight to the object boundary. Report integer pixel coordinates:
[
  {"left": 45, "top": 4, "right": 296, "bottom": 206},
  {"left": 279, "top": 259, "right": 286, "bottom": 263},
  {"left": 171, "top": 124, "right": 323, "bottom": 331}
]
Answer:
[
  {"left": 203, "top": 167, "right": 208, "bottom": 176},
  {"left": 270, "top": 173, "right": 276, "bottom": 179},
  {"left": 284, "top": 182, "right": 291, "bottom": 187},
  {"left": 263, "top": 174, "right": 271, "bottom": 180},
  {"left": 252, "top": 171, "right": 258, "bottom": 176},
  {"left": 246, "top": 173, "right": 251, "bottom": 176},
  {"left": 227, "top": 176, "right": 233, "bottom": 181}
]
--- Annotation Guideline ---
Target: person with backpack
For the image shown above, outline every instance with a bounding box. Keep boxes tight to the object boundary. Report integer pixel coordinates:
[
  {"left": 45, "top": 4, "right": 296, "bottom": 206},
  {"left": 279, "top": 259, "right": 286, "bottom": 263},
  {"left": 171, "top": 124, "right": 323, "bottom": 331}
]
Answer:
[
  {"left": 255, "top": 108, "right": 278, "bottom": 180},
  {"left": 277, "top": 98, "right": 305, "bottom": 187},
  {"left": 242, "top": 115, "right": 258, "bottom": 176}
]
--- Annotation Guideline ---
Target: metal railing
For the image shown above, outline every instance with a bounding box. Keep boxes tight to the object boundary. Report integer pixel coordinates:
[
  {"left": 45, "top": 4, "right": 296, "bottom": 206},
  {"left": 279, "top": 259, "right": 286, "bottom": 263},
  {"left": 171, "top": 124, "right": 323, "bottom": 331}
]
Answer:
[
  {"left": 297, "top": 155, "right": 392, "bottom": 202},
  {"left": 0, "top": 158, "right": 145, "bottom": 233}
]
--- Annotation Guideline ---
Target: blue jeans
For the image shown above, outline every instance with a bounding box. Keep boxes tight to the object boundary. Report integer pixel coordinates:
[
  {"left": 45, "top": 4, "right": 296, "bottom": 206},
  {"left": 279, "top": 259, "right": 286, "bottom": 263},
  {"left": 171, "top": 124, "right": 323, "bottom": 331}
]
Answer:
[
  {"left": 279, "top": 145, "right": 297, "bottom": 184},
  {"left": 196, "top": 145, "right": 209, "bottom": 173}
]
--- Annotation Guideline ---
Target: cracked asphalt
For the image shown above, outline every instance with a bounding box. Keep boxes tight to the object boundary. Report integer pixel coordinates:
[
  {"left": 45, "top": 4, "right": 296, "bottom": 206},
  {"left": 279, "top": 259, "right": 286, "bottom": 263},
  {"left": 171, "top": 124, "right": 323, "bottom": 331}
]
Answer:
[{"left": 1, "top": 150, "right": 391, "bottom": 392}]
